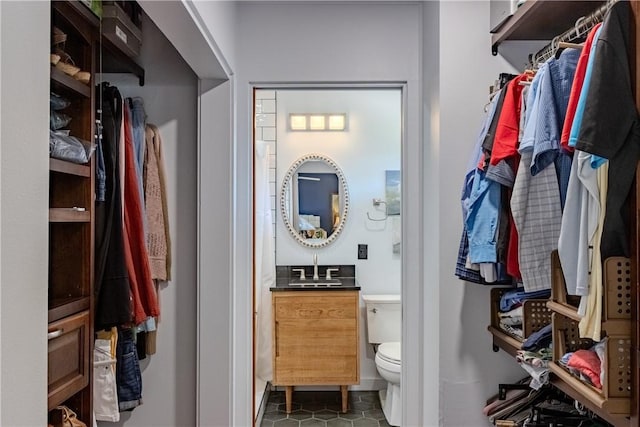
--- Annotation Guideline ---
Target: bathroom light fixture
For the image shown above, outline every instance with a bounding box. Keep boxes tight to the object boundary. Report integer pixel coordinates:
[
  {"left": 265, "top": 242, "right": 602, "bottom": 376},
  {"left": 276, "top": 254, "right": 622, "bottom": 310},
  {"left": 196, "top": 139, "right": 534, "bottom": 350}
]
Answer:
[
  {"left": 309, "top": 115, "right": 326, "bottom": 130},
  {"left": 289, "top": 113, "right": 347, "bottom": 131},
  {"left": 290, "top": 114, "right": 307, "bottom": 131},
  {"left": 328, "top": 114, "right": 346, "bottom": 130}
]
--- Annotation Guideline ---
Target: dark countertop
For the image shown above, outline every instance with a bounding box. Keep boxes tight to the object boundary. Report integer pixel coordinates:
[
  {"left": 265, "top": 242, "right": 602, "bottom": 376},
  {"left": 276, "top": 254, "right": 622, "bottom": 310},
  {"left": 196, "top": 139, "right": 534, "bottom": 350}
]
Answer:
[{"left": 271, "top": 264, "right": 360, "bottom": 291}]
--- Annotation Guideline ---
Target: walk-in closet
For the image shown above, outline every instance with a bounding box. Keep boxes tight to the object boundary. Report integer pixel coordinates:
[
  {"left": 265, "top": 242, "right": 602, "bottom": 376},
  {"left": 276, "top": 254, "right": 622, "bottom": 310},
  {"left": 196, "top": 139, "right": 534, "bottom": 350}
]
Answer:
[{"left": 461, "top": 1, "right": 640, "bottom": 425}]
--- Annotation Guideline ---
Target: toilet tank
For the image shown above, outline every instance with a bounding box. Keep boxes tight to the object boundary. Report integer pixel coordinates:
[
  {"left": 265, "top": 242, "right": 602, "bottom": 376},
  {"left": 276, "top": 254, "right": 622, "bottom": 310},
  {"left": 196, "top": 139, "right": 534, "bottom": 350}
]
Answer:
[{"left": 362, "top": 294, "right": 401, "bottom": 344}]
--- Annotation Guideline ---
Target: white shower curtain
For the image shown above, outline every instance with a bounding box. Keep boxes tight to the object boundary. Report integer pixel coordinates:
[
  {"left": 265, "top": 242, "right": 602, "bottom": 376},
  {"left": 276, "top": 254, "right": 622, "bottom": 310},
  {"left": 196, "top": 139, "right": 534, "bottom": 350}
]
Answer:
[{"left": 255, "top": 140, "right": 275, "bottom": 382}]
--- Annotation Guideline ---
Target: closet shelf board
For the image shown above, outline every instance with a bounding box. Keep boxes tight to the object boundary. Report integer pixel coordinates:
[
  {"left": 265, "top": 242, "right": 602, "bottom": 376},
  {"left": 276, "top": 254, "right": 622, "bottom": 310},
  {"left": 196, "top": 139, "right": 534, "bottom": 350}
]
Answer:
[
  {"left": 51, "top": 66, "right": 91, "bottom": 98},
  {"left": 54, "top": 0, "right": 145, "bottom": 86},
  {"left": 49, "top": 208, "right": 90, "bottom": 223},
  {"left": 100, "top": 37, "right": 146, "bottom": 86},
  {"left": 53, "top": 0, "right": 100, "bottom": 29},
  {"left": 491, "top": 0, "right": 606, "bottom": 55},
  {"left": 48, "top": 296, "right": 90, "bottom": 323},
  {"left": 50, "top": 158, "right": 91, "bottom": 177},
  {"left": 487, "top": 325, "right": 521, "bottom": 357},
  {"left": 550, "top": 364, "right": 630, "bottom": 427},
  {"left": 52, "top": 0, "right": 96, "bottom": 44}
]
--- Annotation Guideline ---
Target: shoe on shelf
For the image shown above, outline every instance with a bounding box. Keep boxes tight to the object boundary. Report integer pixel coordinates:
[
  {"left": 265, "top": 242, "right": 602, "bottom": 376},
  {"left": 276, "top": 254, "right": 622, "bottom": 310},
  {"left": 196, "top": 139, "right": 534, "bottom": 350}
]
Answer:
[
  {"left": 54, "top": 49, "right": 80, "bottom": 76},
  {"left": 52, "top": 26, "right": 67, "bottom": 46},
  {"left": 74, "top": 71, "right": 91, "bottom": 85}
]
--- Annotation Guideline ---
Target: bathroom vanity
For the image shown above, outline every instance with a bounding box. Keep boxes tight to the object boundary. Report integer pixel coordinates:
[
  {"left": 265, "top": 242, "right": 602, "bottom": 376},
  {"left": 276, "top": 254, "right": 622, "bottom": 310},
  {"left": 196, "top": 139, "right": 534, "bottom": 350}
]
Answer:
[{"left": 271, "top": 266, "right": 360, "bottom": 413}]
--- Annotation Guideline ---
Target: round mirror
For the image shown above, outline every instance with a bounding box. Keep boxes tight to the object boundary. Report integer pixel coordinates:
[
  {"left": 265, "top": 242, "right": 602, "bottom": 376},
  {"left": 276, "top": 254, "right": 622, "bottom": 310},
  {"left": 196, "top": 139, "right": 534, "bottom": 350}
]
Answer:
[{"left": 280, "top": 154, "right": 349, "bottom": 248}]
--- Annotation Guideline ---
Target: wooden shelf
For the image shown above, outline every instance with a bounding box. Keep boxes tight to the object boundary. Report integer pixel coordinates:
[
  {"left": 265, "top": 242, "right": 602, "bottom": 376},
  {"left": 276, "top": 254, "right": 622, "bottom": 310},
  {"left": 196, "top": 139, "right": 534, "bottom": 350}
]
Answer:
[
  {"left": 53, "top": 0, "right": 100, "bottom": 30},
  {"left": 51, "top": 66, "right": 91, "bottom": 98},
  {"left": 48, "top": 296, "right": 90, "bottom": 323},
  {"left": 550, "top": 363, "right": 631, "bottom": 427},
  {"left": 50, "top": 158, "right": 91, "bottom": 177},
  {"left": 99, "top": 37, "right": 146, "bottom": 86},
  {"left": 491, "top": 0, "right": 606, "bottom": 55},
  {"left": 52, "top": 0, "right": 97, "bottom": 44},
  {"left": 488, "top": 325, "right": 522, "bottom": 357},
  {"left": 49, "top": 208, "right": 90, "bottom": 223}
]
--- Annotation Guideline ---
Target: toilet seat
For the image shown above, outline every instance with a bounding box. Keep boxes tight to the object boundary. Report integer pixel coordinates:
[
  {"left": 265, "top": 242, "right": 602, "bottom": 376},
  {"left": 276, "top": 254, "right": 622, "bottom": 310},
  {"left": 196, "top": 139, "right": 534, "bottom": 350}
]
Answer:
[{"left": 377, "top": 341, "right": 401, "bottom": 365}]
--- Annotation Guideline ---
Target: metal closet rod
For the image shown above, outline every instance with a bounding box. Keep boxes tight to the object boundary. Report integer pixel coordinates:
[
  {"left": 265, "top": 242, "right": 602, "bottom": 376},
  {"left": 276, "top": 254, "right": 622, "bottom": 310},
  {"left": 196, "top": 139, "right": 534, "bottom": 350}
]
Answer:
[{"left": 528, "top": 0, "right": 619, "bottom": 69}]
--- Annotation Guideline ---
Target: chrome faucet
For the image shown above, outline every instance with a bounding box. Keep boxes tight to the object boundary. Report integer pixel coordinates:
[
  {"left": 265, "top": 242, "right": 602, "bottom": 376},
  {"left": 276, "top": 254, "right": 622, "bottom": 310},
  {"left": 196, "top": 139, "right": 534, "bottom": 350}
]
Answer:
[{"left": 313, "top": 254, "right": 319, "bottom": 280}]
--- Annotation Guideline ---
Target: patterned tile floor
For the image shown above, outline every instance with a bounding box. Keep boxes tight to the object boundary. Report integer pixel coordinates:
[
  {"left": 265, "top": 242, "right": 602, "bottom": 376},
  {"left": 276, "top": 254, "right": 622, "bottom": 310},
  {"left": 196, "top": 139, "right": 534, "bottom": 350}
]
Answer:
[{"left": 259, "top": 390, "right": 390, "bottom": 427}]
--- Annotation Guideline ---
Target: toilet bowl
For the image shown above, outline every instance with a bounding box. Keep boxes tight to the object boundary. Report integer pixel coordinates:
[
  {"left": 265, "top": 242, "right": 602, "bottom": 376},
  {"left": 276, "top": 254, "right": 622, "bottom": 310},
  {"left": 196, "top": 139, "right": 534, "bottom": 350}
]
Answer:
[
  {"left": 375, "top": 341, "right": 401, "bottom": 427},
  {"left": 362, "top": 294, "right": 401, "bottom": 427}
]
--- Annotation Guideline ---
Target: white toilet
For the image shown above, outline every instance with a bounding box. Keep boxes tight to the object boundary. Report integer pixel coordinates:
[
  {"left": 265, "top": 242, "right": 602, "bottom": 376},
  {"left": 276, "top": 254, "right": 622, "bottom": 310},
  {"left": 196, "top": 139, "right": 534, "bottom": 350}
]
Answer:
[{"left": 362, "top": 294, "right": 401, "bottom": 427}]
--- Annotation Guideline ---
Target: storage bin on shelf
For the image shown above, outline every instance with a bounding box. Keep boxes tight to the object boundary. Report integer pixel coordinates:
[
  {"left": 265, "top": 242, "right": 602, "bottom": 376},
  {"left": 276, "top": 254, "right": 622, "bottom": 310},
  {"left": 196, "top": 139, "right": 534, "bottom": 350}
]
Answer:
[
  {"left": 549, "top": 311, "right": 631, "bottom": 415},
  {"left": 490, "top": 287, "right": 552, "bottom": 342},
  {"left": 102, "top": 2, "right": 142, "bottom": 58},
  {"left": 603, "top": 257, "right": 632, "bottom": 324},
  {"left": 548, "top": 251, "right": 631, "bottom": 332},
  {"left": 548, "top": 250, "right": 582, "bottom": 315}
]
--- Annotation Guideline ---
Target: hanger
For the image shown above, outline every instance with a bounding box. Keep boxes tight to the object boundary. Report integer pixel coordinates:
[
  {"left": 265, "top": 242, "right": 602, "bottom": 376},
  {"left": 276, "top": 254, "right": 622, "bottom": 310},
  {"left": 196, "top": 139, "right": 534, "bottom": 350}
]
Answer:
[
  {"left": 528, "top": 0, "right": 617, "bottom": 70},
  {"left": 558, "top": 41, "right": 584, "bottom": 50}
]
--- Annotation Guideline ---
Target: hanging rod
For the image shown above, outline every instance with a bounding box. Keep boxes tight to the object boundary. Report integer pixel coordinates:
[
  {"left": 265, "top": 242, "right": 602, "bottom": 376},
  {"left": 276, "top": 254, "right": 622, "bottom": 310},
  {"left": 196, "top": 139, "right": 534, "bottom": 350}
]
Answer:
[{"left": 527, "top": 0, "right": 619, "bottom": 69}]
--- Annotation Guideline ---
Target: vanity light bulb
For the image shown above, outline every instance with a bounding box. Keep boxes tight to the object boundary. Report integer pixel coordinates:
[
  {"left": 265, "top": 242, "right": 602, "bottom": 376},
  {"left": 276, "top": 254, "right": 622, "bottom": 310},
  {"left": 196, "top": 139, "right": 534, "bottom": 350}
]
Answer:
[
  {"left": 328, "top": 115, "right": 345, "bottom": 130},
  {"left": 309, "top": 115, "right": 326, "bottom": 130},
  {"left": 290, "top": 115, "right": 307, "bottom": 130}
]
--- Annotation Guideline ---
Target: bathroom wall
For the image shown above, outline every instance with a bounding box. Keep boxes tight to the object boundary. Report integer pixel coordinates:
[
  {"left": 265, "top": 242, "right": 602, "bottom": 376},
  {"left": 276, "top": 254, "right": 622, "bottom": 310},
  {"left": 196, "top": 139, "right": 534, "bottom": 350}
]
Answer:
[
  {"left": 273, "top": 88, "right": 402, "bottom": 388},
  {"left": 255, "top": 89, "right": 278, "bottom": 242},
  {"left": 275, "top": 89, "right": 401, "bottom": 287}
]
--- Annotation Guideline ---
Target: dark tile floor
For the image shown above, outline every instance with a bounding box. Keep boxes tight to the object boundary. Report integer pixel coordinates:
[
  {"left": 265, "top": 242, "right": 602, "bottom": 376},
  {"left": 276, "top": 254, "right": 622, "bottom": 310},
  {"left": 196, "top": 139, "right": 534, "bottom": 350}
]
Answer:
[{"left": 259, "top": 390, "right": 390, "bottom": 427}]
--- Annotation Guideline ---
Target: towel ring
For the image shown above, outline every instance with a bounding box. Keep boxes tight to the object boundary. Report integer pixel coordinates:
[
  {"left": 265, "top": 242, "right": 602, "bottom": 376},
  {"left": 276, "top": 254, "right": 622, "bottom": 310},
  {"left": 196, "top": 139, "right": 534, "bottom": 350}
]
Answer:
[{"left": 367, "top": 199, "right": 388, "bottom": 221}]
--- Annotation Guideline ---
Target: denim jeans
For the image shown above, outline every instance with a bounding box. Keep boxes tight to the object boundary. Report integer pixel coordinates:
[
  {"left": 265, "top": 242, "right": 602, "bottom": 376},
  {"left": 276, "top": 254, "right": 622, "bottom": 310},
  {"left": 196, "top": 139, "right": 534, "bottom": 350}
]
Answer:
[{"left": 116, "top": 328, "right": 142, "bottom": 411}]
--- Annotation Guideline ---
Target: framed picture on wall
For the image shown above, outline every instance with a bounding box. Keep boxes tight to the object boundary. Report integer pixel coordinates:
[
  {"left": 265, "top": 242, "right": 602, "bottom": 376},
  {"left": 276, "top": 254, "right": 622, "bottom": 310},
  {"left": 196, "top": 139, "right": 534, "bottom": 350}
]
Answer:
[{"left": 385, "top": 170, "right": 400, "bottom": 216}]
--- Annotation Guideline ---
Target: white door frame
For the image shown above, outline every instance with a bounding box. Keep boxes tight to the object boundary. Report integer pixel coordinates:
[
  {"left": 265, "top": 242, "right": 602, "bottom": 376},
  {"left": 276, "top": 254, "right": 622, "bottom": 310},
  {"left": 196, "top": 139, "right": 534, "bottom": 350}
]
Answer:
[{"left": 243, "top": 81, "right": 428, "bottom": 426}]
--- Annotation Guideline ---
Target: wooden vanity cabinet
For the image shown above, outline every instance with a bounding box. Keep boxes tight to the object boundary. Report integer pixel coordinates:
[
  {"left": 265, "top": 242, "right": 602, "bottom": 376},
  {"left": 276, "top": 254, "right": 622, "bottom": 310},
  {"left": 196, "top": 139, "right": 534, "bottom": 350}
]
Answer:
[{"left": 272, "top": 290, "right": 360, "bottom": 413}]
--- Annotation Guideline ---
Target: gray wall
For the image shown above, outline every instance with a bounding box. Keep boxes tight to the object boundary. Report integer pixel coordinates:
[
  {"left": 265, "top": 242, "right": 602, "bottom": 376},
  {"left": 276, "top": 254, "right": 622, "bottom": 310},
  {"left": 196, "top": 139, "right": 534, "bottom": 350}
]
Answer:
[
  {"left": 97, "top": 13, "right": 199, "bottom": 427},
  {"left": 197, "top": 78, "right": 233, "bottom": 427},
  {"left": 137, "top": 2, "right": 234, "bottom": 425},
  {"left": 233, "top": 3, "right": 428, "bottom": 425},
  {"left": 0, "top": 2, "right": 49, "bottom": 426},
  {"left": 437, "top": 2, "right": 530, "bottom": 426}
]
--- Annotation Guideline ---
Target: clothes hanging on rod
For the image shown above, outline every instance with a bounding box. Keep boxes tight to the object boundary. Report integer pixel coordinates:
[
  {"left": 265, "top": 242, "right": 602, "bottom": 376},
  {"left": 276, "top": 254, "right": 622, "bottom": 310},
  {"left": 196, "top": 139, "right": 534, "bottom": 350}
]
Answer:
[
  {"left": 456, "top": 1, "right": 640, "bottom": 342},
  {"left": 527, "top": 0, "right": 619, "bottom": 69},
  {"left": 95, "top": 83, "right": 133, "bottom": 330}
]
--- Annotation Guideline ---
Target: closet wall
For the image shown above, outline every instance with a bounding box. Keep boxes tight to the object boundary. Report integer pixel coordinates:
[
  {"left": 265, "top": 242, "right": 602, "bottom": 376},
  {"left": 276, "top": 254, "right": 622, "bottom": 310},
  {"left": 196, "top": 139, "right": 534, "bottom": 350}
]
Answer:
[
  {"left": 0, "top": 2, "right": 49, "bottom": 426},
  {"left": 97, "top": 13, "right": 199, "bottom": 427},
  {"left": 138, "top": 2, "right": 235, "bottom": 425},
  {"left": 437, "top": 2, "right": 545, "bottom": 426}
]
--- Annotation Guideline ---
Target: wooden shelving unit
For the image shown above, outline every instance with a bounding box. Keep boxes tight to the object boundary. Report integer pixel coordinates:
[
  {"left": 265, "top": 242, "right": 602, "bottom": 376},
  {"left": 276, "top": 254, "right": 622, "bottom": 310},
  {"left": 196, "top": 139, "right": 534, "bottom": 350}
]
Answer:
[
  {"left": 48, "top": 1, "right": 96, "bottom": 423},
  {"left": 47, "top": 2, "right": 146, "bottom": 423}
]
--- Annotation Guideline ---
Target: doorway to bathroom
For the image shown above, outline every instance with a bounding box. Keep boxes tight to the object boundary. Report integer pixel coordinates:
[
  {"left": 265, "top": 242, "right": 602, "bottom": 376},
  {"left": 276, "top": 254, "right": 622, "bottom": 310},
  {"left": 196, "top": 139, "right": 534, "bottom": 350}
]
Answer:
[{"left": 252, "top": 86, "right": 403, "bottom": 425}]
